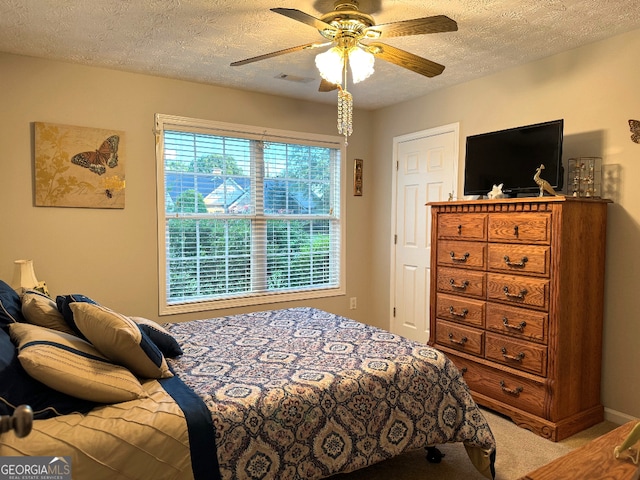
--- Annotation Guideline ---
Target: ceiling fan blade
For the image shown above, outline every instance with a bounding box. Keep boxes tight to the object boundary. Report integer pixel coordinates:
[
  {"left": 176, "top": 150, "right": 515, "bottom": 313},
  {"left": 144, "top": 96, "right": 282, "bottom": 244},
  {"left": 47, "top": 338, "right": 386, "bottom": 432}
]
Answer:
[
  {"left": 364, "top": 15, "right": 457, "bottom": 38},
  {"left": 368, "top": 42, "right": 445, "bottom": 77},
  {"left": 318, "top": 78, "right": 339, "bottom": 92},
  {"left": 230, "top": 42, "right": 326, "bottom": 66},
  {"left": 271, "top": 8, "right": 337, "bottom": 33}
]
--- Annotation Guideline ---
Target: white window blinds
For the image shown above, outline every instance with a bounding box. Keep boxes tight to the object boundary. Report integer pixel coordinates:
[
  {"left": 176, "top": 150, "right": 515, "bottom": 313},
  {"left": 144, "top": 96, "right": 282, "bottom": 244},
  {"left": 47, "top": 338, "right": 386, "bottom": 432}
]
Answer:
[{"left": 155, "top": 114, "right": 345, "bottom": 314}]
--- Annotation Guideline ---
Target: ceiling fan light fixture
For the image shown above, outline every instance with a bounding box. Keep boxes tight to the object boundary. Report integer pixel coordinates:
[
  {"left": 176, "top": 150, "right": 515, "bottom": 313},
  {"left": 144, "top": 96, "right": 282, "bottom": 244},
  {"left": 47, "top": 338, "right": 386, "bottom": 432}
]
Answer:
[
  {"left": 235, "top": 3, "right": 457, "bottom": 145},
  {"left": 315, "top": 47, "right": 344, "bottom": 85},
  {"left": 348, "top": 46, "right": 374, "bottom": 84}
]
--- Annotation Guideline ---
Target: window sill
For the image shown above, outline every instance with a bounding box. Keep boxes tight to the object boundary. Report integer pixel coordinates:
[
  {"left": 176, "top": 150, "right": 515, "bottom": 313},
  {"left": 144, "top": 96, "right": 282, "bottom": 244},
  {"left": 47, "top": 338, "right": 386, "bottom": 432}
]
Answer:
[{"left": 159, "top": 286, "right": 346, "bottom": 316}]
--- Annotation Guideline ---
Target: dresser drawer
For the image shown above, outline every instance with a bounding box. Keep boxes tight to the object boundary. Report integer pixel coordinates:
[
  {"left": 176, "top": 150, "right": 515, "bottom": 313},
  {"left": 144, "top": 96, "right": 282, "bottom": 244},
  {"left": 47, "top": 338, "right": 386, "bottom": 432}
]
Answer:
[
  {"left": 485, "top": 333, "right": 548, "bottom": 376},
  {"left": 436, "top": 293, "right": 485, "bottom": 327},
  {"left": 488, "top": 243, "right": 551, "bottom": 277},
  {"left": 438, "top": 213, "right": 487, "bottom": 240},
  {"left": 437, "top": 240, "right": 486, "bottom": 270},
  {"left": 488, "top": 213, "right": 551, "bottom": 244},
  {"left": 435, "top": 320, "right": 484, "bottom": 356},
  {"left": 437, "top": 267, "right": 486, "bottom": 299},
  {"left": 449, "top": 354, "right": 547, "bottom": 418},
  {"left": 486, "top": 303, "right": 547, "bottom": 343},
  {"left": 487, "top": 273, "right": 549, "bottom": 310}
]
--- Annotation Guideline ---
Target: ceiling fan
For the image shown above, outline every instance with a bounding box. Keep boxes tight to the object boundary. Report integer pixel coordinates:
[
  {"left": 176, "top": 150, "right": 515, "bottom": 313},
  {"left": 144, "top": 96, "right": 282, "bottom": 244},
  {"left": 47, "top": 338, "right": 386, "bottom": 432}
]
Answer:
[
  {"left": 231, "top": 1, "right": 457, "bottom": 143},
  {"left": 230, "top": 0, "right": 458, "bottom": 88}
]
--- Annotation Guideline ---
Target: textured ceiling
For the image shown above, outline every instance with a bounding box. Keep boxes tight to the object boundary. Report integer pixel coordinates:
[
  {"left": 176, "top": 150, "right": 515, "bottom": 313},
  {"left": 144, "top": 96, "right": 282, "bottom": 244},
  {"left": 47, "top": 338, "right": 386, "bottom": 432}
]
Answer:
[{"left": 1, "top": 0, "right": 640, "bottom": 110}]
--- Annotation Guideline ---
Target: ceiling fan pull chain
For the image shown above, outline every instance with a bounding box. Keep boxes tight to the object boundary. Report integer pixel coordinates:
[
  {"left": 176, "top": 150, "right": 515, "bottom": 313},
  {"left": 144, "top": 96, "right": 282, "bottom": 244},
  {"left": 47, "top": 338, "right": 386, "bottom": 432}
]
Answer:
[
  {"left": 337, "top": 87, "right": 353, "bottom": 145},
  {"left": 337, "top": 53, "right": 352, "bottom": 145}
]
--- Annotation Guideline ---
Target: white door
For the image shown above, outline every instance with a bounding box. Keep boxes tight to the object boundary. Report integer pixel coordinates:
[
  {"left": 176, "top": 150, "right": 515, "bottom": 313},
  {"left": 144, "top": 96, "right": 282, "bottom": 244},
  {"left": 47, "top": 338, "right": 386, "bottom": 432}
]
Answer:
[{"left": 391, "top": 124, "right": 458, "bottom": 343}]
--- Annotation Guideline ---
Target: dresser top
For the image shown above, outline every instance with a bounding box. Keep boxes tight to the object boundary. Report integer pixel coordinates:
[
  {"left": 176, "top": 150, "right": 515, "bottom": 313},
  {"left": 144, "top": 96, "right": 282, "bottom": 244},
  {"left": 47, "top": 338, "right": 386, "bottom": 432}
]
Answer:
[{"left": 428, "top": 196, "right": 611, "bottom": 207}]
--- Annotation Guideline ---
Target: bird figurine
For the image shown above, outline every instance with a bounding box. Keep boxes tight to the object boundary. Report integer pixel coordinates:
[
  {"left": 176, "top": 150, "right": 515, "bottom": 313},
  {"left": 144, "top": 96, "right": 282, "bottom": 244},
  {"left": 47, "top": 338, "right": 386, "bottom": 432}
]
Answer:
[
  {"left": 614, "top": 422, "right": 640, "bottom": 465},
  {"left": 534, "top": 164, "right": 559, "bottom": 197}
]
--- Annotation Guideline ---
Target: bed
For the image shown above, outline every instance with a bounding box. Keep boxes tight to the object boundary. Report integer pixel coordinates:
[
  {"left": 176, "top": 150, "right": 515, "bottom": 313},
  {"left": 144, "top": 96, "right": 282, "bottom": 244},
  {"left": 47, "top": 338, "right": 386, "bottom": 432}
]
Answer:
[{"left": 0, "top": 282, "right": 496, "bottom": 480}]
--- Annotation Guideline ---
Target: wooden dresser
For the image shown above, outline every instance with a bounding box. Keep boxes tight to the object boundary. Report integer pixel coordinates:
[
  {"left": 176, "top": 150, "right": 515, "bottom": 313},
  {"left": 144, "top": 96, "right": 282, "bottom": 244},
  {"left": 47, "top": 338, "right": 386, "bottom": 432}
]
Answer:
[{"left": 428, "top": 197, "right": 610, "bottom": 441}]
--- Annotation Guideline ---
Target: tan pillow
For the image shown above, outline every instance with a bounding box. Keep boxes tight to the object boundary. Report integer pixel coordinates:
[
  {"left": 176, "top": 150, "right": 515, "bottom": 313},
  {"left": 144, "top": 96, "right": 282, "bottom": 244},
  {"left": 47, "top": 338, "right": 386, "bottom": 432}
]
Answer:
[
  {"left": 9, "top": 322, "right": 147, "bottom": 404},
  {"left": 70, "top": 303, "right": 172, "bottom": 379},
  {"left": 21, "top": 290, "right": 76, "bottom": 335}
]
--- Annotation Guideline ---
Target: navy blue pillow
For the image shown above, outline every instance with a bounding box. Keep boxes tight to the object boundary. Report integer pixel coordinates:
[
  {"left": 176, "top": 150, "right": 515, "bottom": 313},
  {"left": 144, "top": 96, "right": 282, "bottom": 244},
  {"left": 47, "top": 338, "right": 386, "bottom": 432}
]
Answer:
[
  {"left": 56, "top": 294, "right": 99, "bottom": 339},
  {"left": 0, "top": 280, "right": 26, "bottom": 326},
  {"left": 137, "top": 323, "right": 183, "bottom": 358},
  {"left": 0, "top": 328, "right": 98, "bottom": 419}
]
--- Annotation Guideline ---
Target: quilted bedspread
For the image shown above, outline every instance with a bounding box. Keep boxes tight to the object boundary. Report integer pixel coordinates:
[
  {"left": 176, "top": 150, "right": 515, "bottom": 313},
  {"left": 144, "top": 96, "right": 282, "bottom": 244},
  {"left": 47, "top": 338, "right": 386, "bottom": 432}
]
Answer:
[
  {"left": 0, "top": 378, "right": 198, "bottom": 479},
  {"left": 166, "top": 307, "right": 496, "bottom": 480}
]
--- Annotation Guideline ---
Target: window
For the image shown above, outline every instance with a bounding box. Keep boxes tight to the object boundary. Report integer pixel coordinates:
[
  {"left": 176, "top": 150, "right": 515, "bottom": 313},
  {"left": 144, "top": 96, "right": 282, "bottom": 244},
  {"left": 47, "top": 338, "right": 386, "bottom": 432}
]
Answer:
[{"left": 155, "top": 114, "right": 345, "bottom": 315}]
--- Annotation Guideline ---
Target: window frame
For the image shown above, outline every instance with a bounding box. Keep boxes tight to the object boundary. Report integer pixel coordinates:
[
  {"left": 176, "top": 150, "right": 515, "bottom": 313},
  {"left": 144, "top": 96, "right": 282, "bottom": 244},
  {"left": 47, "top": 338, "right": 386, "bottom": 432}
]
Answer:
[{"left": 155, "top": 113, "right": 346, "bottom": 315}]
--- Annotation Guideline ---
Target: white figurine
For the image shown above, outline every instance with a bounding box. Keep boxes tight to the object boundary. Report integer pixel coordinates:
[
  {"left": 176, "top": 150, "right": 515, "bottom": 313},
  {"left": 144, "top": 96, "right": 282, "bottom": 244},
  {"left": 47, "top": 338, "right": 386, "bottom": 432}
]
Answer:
[{"left": 487, "top": 183, "right": 507, "bottom": 199}]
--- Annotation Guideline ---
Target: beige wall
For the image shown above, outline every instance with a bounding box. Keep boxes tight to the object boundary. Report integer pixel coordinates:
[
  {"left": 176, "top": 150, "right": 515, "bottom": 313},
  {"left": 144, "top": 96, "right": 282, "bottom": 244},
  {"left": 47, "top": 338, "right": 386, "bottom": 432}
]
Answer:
[
  {"left": 369, "top": 28, "right": 640, "bottom": 421},
  {"left": 0, "top": 53, "right": 374, "bottom": 324},
  {"left": 2, "top": 26, "right": 639, "bottom": 421}
]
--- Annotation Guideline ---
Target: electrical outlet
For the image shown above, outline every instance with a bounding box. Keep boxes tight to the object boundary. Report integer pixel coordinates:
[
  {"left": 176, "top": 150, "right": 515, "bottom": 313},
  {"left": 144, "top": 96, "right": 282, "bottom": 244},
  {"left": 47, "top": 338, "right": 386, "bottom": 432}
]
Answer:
[{"left": 349, "top": 297, "right": 357, "bottom": 310}]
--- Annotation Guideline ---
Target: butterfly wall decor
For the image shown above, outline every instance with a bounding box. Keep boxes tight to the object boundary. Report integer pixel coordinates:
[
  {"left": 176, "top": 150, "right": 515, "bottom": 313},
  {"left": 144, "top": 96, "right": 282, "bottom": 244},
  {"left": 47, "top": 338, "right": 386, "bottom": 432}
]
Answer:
[
  {"left": 629, "top": 120, "right": 640, "bottom": 144},
  {"left": 71, "top": 135, "right": 120, "bottom": 175},
  {"left": 35, "top": 122, "right": 125, "bottom": 208}
]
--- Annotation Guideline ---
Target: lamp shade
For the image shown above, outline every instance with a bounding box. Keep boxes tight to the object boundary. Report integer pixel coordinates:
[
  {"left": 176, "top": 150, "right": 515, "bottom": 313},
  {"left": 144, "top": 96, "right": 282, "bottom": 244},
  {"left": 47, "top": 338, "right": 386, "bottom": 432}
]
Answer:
[
  {"left": 11, "top": 259, "right": 39, "bottom": 294},
  {"left": 315, "top": 47, "right": 344, "bottom": 85},
  {"left": 349, "top": 47, "right": 375, "bottom": 84}
]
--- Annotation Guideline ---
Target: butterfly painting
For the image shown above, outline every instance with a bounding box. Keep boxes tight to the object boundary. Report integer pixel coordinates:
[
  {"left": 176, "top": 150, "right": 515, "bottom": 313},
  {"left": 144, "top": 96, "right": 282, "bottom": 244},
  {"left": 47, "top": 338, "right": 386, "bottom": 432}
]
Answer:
[
  {"left": 629, "top": 119, "right": 640, "bottom": 144},
  {"left": 71, "top": 135, "right": 119, "bottom": 175},
  {"left": 34, "top": 122, "right": 125, "bottom": 208}
]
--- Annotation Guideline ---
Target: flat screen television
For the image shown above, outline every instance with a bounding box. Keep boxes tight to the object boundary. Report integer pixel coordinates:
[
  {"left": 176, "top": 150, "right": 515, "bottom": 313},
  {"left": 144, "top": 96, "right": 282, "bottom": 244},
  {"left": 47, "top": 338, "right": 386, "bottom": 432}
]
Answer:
[{"left": 463, "top": 119, "right": 564, "bottom": 197}]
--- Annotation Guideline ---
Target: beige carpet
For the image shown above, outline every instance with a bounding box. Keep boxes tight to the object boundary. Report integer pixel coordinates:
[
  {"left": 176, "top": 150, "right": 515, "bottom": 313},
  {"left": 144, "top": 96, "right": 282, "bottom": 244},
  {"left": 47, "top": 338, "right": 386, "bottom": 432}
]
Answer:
[{"left": 329, "top": 409, "right": 618, "bottom": 480}]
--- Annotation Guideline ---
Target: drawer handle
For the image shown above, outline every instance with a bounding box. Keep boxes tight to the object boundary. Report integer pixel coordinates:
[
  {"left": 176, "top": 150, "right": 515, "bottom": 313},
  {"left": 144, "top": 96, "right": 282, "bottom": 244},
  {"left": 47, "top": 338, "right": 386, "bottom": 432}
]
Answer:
[
  {"left": 503, "top": 255, "right": 528, "bottom": 268},
  {"left": 448, "top": 333, "right": 468, "bottom": 346},
  {"left": 460, "top": 367, "right": 468, "bottom": 376},
  {"left": 450, "top": 251, "right": 470, "bottom": 262},
  {"left": 503, "top": 286, "right": 527, "bottom": 300},
  {"left": 502, "top": 317, "right": 527, "bottom": 332},
  {"left": 501, "top": 347, "right": 525, "bottom": 362},
  {"left": 449, "top": 306, "right": 469, "bottom": 318},
  {"left": 450, "top": 279, "right": 470, "bottom": 290},
  {"left": 500, "top": 380, "right": 523, "bottom": 397}
]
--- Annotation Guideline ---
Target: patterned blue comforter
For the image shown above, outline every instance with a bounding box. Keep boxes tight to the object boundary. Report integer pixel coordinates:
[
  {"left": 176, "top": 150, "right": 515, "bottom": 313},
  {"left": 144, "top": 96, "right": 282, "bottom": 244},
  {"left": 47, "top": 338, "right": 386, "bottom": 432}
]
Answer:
[{"left": 165, "top": 307, "right": 496, "bottom": 479}]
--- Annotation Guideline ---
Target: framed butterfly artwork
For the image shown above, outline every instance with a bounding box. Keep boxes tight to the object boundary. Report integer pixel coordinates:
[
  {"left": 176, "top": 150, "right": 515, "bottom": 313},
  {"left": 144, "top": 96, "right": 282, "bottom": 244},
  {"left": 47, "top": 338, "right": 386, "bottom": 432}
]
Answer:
[{"left": 34, "top": 122, "right": 125, "bottom": 208}]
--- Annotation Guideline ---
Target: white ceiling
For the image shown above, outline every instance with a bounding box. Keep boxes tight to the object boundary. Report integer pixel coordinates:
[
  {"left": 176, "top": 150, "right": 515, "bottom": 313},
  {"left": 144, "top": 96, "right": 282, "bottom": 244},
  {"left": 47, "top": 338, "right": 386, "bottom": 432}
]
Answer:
[{"left": 1, "top": 0, "right": 640, "bottom": 110}]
